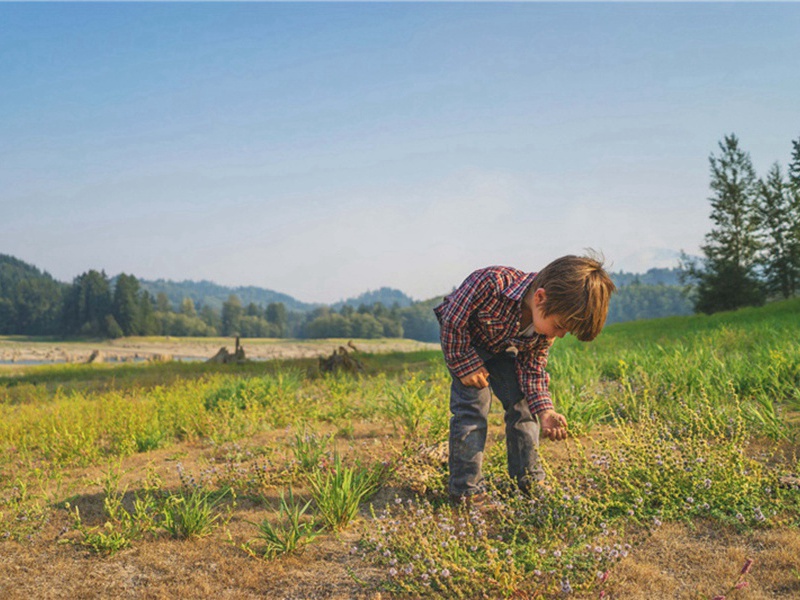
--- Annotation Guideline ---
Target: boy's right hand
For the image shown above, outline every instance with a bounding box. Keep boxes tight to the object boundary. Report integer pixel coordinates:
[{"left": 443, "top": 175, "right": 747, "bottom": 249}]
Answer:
[{"left": 460, "top": 367, "right": 490, "bottom": 389}]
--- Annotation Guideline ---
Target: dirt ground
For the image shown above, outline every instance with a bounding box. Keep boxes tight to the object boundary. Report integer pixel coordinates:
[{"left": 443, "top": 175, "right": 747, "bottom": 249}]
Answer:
[
  {"left": 1, "top": 428, "right": 798, "bottom": 599},
  {"left": 0, "top": 337, "right": 439, "bottom": 365}
]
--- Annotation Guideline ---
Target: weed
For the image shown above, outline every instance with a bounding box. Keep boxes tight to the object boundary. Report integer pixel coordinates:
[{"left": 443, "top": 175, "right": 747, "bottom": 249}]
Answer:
[
  {"left": 159, "top": 486, "right": 231, "bottom": 539},
  {"left": 307, "top": 453, "right": 386, "bottom": 531},
  {"left": 242, "top": 488, "right": 320, "bottom": 559}
]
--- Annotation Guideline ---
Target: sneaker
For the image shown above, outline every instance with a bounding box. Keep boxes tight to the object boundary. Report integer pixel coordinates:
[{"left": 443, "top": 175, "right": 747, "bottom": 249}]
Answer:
[{"left": 449, "top": 492, "right": 489, "bottom": 509}]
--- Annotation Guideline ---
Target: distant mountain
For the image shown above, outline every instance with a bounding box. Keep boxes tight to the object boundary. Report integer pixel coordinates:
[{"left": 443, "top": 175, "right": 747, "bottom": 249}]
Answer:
[
  {"left": 138, "top": 279, "right": 314, "bottom": 313},
  {"left": 330, "top": 287, "right": 415, "bottom": 311},
  {"left": 611, "top": 267, "right": 684, "bottom": 288}
]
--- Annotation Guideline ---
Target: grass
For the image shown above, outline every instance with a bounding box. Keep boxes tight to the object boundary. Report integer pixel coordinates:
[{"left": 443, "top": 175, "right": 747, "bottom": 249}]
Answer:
[{"left": 1, "top": 301, "right": 799, "bottom": 597}]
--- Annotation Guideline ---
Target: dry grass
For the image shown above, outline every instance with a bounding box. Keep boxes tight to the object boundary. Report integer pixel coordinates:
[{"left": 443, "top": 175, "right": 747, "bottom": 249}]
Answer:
[{"left": 1, "top": 425, "right": 798, "bottom": 599}]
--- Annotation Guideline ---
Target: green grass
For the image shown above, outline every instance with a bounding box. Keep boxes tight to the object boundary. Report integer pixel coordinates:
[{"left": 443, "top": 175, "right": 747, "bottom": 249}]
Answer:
[{"left": 1, "top": 299, "right": 799, "bottom": 596}]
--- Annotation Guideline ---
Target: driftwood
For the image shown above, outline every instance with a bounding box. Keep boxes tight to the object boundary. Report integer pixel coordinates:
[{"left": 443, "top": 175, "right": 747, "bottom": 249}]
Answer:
[
  {"left": 86, "top": 350, "right": 104, "bottom": 364},
  {"left": 319, "top": 344, "right": 365, "bottom": 374},
  {"left": 206, "top": 337, "right": 248, "bottom": 364}
]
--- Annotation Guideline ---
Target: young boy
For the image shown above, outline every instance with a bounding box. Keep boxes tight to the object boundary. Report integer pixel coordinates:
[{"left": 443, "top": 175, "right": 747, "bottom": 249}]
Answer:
[{"left": 434, "top": 254, "right": 615, "bottom": 502}]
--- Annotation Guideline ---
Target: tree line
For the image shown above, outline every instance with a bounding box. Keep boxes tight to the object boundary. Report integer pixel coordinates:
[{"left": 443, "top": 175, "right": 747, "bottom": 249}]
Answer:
[
  {"left": 682, "top": 134, "right": 800, "bottom": 313},
  {"left": 0, "top": 257, "right": 443, "bottom": 341}
]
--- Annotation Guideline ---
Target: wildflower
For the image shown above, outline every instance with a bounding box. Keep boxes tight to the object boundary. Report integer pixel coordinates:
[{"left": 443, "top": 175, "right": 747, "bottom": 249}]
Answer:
[
  {"left": 420, "top": 573, "right": 429, "bottom": 581},
  {"left": 753, "top": 507, "right": 766, "bottom": 522},
  {"left": 703, "top": 478, "right": 712, "bottom": 489},
  {"left": 686, "top": 497, "right": 694, "bottom": 504},
  {"left": 553, "top": 549, "right": 562, "bottom": 557},
  {"left": 561, "top": 579, "right": 573, "bottom": 594},
  {"left": 388, "top": 568, "right": 398, "bottom": 578},
  {"left": 505, "top": 549, "right": 513, "bottom": 556},
  {"left": 653, "top": 518, "right": 662, "bottom": 527},
  {"left": 440, "top": 568, "right": 451, "bottom": 578},
  {"left": 627, "top": 509, "right": 635, "bottom": 516},
  {"left": 538, "top": 548, "right": 547, "bottom": 555},
  {"left": 533, "top": 570, "right": 542, "bottom": 577}
]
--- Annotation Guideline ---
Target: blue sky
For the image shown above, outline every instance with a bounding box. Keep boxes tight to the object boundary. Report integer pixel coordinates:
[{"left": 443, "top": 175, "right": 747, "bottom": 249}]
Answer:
[{"left": 2, "top": 3, "right": 799, "bottom": 303}]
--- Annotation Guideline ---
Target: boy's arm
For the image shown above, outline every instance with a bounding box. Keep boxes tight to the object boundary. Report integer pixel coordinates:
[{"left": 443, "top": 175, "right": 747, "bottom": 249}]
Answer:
[
  {"left": 435, "top": 269, "right": 498, "bottom": 379},
  {"left": 517, "top": 343, "right": 569, "bottom": 440}
]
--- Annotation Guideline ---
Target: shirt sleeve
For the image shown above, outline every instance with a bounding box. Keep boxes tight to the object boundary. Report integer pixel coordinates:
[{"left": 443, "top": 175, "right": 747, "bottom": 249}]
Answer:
[
  {"left": 516, "top": 341, "right": 554, "bottom": 415},
  {"left": 434, "top": 269, "right": 498, "bottom": 378}
]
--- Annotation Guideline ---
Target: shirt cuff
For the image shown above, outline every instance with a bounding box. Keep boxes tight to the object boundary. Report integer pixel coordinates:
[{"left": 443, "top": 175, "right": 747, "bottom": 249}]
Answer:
[{"left": 527, "top": 394, "right": 554, "bottom": 415}]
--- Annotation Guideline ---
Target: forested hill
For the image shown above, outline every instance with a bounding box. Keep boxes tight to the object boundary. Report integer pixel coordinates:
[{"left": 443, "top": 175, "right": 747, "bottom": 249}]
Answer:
[
  {"left": 0, "top": 254, "right": 66, "bottom": 335},
  {"left": 137, "top": 278, "right": 313, "bottom": 313},
  {"left": 1, "top": 253, "right": 693, "bottom": 339},
  {"left": 606, "top": 267, "right": 693, "bottom": 324},
  {"left": 611, "top": 267, "right": 683, "bottom": 288},
  {"left": 330, "top": 287, "right": 415, "bottom": 311}
]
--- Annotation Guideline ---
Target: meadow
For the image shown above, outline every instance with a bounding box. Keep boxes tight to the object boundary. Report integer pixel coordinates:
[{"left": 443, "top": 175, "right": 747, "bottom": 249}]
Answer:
[{"left": 1, "top": 300, "right": 799, "bottom": 599}]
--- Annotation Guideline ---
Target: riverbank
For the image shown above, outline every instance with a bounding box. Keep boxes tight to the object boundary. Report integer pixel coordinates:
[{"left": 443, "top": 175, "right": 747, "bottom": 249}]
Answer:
[{"left": 0, "top": 336, "right": 439, "bottom": 365}]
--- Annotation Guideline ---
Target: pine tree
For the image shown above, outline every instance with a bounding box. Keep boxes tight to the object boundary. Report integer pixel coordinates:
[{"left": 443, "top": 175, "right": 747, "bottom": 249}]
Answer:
[
  {"left": 755, "top": 163, "right": 800, "bottom": 299},
  {"left": 688, "top": 134, "right": 763, "bottom": 313},
  {"left": 221, "top": 294, "right": 243, "bottom": 336},
  {"left": 112, "top": 274, "right": 142, "bottom": 336}
]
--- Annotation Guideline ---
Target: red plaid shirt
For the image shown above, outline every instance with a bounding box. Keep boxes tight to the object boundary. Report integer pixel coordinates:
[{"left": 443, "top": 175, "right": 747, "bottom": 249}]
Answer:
[{"left": 434, "top": 266, "right": 554, "bottom": 415}]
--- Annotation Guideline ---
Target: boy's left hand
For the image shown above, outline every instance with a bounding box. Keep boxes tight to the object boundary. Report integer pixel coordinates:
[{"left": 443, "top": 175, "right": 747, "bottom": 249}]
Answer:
[{"left": 539, "top": 409, "right": 568, "bottom": 441}]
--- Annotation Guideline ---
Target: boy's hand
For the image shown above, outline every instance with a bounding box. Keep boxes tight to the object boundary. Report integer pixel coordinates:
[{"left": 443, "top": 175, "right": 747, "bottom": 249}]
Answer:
[
  {"left": 539, "top": 409, "right": 568, "bottom": 441},
  {"left": 460, "top": 367, "right": 490, "bottom": 389}
]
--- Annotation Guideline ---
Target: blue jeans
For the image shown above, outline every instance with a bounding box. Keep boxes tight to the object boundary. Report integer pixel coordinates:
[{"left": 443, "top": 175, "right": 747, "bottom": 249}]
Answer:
[{"left": 448, "top": 347, "right": 544, "bottom": 497}]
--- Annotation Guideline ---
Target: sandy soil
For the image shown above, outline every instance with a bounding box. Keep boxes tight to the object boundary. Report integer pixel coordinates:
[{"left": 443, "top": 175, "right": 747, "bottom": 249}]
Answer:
[{"left": 0, "top": 337, "right": 439, "bottom": 365}]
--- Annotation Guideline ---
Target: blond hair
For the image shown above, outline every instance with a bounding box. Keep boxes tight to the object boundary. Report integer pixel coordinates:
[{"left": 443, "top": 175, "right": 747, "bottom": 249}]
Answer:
[{"left": 532, "top": 252, "right": 616, "bottom": 342}]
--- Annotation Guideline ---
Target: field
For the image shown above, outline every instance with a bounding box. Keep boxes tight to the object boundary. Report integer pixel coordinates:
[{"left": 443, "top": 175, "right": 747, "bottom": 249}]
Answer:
[{"left": 1, "top": 301, "right": 799, "bottom": 599}]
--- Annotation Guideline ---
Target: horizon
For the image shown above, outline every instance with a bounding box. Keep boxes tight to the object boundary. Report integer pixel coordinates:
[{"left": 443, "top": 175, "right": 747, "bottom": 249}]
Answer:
[{"left": 2, "top": 4, "right": 798, "bottom": 303}]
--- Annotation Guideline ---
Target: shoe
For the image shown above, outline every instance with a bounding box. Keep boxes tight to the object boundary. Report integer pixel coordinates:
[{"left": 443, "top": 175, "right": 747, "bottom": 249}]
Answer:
[{"left": 449, "top": 492, "right": 489, "bottom": 508}]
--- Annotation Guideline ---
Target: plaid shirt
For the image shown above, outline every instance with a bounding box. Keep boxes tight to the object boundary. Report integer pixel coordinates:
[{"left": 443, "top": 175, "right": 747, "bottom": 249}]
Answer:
[{"left": 434, "top": 266, "right": 554, "bottom": 415}]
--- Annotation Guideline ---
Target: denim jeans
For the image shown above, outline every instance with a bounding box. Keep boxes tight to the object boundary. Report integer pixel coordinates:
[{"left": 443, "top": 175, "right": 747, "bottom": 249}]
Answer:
[{"left": 448, "top": 347, "right": 544, "bottom": 497}]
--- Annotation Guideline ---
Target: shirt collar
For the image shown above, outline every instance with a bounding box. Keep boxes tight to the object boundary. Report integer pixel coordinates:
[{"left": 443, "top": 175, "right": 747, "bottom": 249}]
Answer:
[{"left": 502, "top": 271, "right": 537, "bottom": 302}]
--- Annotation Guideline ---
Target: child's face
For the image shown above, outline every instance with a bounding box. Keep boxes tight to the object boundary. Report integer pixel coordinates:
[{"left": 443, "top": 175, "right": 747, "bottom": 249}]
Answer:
[{"left": 530, "top": 288, "right": 569, "bottom": 340}]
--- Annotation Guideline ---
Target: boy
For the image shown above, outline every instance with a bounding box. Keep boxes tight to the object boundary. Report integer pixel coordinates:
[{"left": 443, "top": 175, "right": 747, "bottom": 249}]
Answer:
[{"left": 434, "top": 254, "right": 615, "bottom": 502}]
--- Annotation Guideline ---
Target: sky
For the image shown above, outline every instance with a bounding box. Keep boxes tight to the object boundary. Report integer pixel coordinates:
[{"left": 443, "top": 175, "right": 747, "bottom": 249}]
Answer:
[{"left": 1, "top": 3, "right": 799, "bottom": 304}]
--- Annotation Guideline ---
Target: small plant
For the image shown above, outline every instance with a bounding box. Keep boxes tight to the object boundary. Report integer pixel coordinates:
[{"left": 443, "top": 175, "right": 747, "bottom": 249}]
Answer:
[
  {"left": 385, "top": 375, "right": 448, "bottom": 443},
  {"left": 307, "top": 453, "right": 385, "bottom": 531},
  {"left": 292, "top": 425, "right": 333, "bottom": 472},
  {"left": 242, "top": 488, "right": 320, "bottom": 559},
  {"left": 67, "top": 462, "right": 159, "bottom": 554},
  {"left": 160, "top": 486, "right": 230, "bottom": 539}
]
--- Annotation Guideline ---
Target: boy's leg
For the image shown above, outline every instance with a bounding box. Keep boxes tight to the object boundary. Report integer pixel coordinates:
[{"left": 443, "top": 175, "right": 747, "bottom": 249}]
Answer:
[
  {"left": 481, "top": 349, "right": 545, "bottom": 492},
  {"left": 448, "top": 371, "right": 492, "bottom": 498}
]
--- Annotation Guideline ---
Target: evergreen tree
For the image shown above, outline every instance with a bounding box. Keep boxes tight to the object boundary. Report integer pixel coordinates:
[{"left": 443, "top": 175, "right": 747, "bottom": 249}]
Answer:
[
  {"left": 755, "top": 164, "right": 800, "bottom": 298},
  {"left": 789, "top": 135, "right": 800, "bottom": 190},
  {"left": 112, "top": 273, "right": 142, "bottom": 336},
  {"left": 63, "top": 270, "right": 113, "bottom": 336},
  {"left": 179, "top": 297, "right": 197, "bottom": 318},
  {"left": 156, "top": 292, "right": 171, "bottom": 313},
  {"left": 686, "top": 134, "right": 763, "bottom": 313},
  {"left": 199, "top": 304, "right": 222, "bottom": 334},
  {"left": 265, "top": 302, "right": 287, "bottom": 337},
  {"left": 139, "top": 291, "right": 161, "bottom": 335},
  {"left": 221, "top": 294, "right": 243, "bottom": 336}
]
